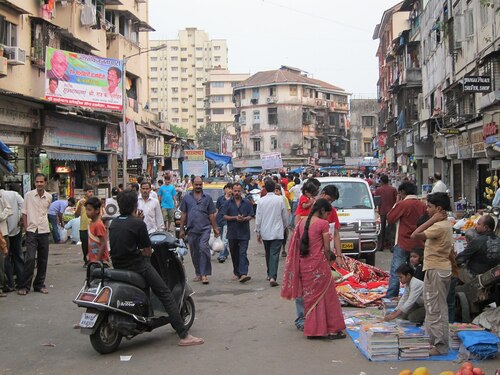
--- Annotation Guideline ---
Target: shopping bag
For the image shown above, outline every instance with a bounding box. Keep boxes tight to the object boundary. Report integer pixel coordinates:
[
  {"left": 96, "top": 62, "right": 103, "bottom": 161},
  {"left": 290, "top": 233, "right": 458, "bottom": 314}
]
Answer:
[{"left": 58, "top": 226, "right": 68, "bottom": 241}]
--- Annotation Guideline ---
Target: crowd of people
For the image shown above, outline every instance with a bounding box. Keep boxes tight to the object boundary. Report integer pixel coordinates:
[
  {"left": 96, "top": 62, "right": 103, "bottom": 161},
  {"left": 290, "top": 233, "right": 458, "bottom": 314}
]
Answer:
[{"left": 0, "top": 169, "right": 498, "bottom": 352}]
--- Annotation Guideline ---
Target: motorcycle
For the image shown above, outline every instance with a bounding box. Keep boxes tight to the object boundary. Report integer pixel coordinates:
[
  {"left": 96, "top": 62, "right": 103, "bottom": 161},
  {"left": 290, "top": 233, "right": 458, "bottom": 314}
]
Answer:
[{"left": 73, "top": 232, "right": 195, "bottom": 354}]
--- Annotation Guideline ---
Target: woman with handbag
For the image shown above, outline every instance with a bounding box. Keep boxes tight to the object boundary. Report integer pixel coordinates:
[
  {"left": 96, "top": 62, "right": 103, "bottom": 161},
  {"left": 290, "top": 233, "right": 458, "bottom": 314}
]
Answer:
[{"left": 281, "top": 199, "right": 346, "bottom": 340}]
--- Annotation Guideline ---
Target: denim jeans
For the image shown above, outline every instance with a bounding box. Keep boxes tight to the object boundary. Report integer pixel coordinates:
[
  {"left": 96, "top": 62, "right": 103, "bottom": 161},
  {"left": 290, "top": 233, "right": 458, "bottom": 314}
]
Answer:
[
  {"left": 48, "top": 214, "right": 60, "bottom": 243},
  {"left": 290, "top": 201, "right": 298, "bottom": 228},
  {"left": 217, "top": 225, "right": 229, "bottom": 260},
  {"left": 19, "top": 232, "right": 49, "bottom": 291},
  {"left": 386, "top": 244, "right": 410, "bottom": 298},
  {"left": 295, "top": 297, "right": 305, "bottom": 330},
  {"left": 263, "top": 239, "right": 283, "bottom": 280},
  {"left": 5, "top": 232, "right": 23, "bottom": 288},
  {"left": 228, "top": 239, "right": 249, "bottom": 277}
]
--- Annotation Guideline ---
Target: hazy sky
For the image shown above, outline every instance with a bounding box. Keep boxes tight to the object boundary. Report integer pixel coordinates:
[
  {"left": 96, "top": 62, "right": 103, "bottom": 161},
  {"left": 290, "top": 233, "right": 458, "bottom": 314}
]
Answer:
[{"left": 149, "top": 0, "right": 399, "bottom": 98}]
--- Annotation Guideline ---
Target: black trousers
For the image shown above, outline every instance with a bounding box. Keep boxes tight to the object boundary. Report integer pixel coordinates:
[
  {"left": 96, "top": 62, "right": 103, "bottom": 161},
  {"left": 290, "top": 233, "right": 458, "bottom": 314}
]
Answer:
[
  {"left": 5, "top": 232, "right": 24, "bottom": 288},
  {"left": 135, "top": 261, "right": 188, "bottom": 339},
  {"left": 19, "top": 232, "right": 49, "bottom": 291},
  {"left": 80, "top": 230, "right": 88, "bottom": 263}
]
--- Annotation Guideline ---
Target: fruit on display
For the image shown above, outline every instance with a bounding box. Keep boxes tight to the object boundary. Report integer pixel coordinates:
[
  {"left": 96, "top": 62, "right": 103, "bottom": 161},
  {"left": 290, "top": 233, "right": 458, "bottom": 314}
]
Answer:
[
  {"left": 399, "top": 370, "right": 412, "bottom": 375},
  {"left": 412, "top": 368, "right": 430, "bottom": 375},
  {"left": 400, "top": 365, "right": 485, "bottom": 375}
]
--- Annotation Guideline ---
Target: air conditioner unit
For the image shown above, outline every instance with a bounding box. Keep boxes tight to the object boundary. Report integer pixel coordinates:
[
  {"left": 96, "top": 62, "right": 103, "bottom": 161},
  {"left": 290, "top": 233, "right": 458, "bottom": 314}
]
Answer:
[
  {"left": 0, "top": 57, "right": 7, "bottom": 77},
  {"left": 266, "top": 96, "right": 277, "bottom": 103},
  {"left": 296, "top": 149, "right": 303, "bottom": 156},
  {"left": 4, "top": 46, "right": 26, "bottom": 65}
]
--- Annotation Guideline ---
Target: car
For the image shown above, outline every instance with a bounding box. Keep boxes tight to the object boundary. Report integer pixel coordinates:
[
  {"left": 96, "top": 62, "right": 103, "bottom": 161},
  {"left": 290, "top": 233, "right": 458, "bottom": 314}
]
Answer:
[
  {"left": 316, "top": 177, "right": 379, "bottom": 266},
  {"left": 174, "top": 181, "right": 227, "bottom": 238}
]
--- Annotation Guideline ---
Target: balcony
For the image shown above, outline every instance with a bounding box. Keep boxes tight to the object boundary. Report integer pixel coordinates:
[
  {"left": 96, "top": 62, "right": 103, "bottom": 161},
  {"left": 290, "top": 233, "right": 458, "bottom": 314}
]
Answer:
[
  {"left": 330, "top": 101, "right": 348, "bottom": 113},
  {"left": 400, "top": 67, "right": 421, "bottom": 86}
]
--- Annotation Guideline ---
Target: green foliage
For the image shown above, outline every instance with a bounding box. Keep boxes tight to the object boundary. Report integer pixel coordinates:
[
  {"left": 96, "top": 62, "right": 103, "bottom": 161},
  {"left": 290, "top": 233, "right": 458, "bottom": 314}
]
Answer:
[
  {"left": 195, "top": 123, "right": 227, "bottom": 152},
  {"left": 169, "top": 124, "right": 189, "bottom": 139},
  {"left": 481, "top": 0, "right": 500, "bottom": 12}
]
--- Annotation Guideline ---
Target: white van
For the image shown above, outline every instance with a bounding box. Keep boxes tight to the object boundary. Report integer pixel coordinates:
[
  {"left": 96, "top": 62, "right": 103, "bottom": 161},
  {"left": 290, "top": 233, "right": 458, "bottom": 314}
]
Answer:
[{"left": 316, "top": 177, "right": 379, "bottom": 265}]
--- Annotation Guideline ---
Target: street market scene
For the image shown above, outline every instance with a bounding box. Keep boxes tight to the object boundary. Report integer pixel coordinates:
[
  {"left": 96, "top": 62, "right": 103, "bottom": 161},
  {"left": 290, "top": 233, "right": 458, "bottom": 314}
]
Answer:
[{"left": 0, "top": 0, "right": 500, "bottom": 374}]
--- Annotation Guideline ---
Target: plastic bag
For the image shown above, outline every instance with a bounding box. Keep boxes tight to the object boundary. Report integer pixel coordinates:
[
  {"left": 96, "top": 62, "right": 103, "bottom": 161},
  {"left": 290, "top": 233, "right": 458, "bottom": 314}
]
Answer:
[
  {"left": 58, "top": 227, "right": 68, "bottom": 242},
  {"left": 212, "top": 237, "right": 224, "bottom": 252}
]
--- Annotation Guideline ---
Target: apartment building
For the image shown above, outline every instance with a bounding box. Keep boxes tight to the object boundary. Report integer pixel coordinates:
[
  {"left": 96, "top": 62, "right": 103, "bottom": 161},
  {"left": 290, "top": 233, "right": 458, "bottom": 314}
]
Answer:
[
  {"left": 0, "top": 0, "right": 159, "bottom": 191},
  {"left": 149, "top": 28, "right": 228, "bottom": 136},
  {"left": 233, "top": 66, "right": 350, "bottom": 170},
  {"left": 204, "top": 68, "right": 250, "bottom": 135},
  {"left": 349, "top": 99, "right": 378, "bottom": 158}
]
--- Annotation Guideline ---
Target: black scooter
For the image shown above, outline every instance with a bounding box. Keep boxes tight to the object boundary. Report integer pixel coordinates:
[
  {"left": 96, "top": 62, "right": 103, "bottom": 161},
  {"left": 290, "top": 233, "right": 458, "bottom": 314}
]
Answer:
[{"left": 73, "top": 232, "right": 195, "bottom": 354}]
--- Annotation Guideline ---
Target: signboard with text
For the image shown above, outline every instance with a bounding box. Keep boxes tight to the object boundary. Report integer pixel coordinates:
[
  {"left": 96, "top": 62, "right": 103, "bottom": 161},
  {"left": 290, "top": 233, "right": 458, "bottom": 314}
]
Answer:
[
  {"left": 261, "top": 152, "right": 283, "bottom": 170},
  {"left": 184, "top": 149, "right": 205, "bottom": 161},
  {"left": 45, "top": 47, "right": 123, "bottom": 111},
  {"left": 462, "top": 76, "right": 491, "bottom": 92}
]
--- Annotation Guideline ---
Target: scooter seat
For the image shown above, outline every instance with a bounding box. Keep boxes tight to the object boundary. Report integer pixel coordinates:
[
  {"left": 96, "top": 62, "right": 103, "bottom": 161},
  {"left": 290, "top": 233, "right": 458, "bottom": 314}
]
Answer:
[{"left": 91, "top": 268, "right": 147, "bottom": 289}]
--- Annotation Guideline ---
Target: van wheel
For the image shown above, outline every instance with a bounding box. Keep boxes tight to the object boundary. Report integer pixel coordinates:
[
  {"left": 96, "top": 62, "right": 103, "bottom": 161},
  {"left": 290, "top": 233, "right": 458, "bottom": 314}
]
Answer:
[{"left": 364, "top": 252, "right": 376, "bottom": 266}]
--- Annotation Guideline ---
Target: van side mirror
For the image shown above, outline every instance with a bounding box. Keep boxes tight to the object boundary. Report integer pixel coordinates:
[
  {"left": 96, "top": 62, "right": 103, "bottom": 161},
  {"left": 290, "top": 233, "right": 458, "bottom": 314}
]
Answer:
[{"left": 373, "top": 196, "right": 381, "bottom": 207}]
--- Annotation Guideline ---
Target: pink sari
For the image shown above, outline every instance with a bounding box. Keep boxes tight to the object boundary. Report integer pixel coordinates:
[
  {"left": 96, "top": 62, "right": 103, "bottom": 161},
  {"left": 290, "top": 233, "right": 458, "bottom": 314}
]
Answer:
[{"left": 281, "top": 218, "right": 346, "bottom": 337}]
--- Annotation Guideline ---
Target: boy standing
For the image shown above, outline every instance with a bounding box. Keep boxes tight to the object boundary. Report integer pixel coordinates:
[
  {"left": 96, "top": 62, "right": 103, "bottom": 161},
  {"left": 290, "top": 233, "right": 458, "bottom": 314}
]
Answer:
[
  {"left": 85, "top": 197, "right": 109, "bottom": 264},
  {"left": 411, "top": 192, "right": 453, "bottom": 356}
]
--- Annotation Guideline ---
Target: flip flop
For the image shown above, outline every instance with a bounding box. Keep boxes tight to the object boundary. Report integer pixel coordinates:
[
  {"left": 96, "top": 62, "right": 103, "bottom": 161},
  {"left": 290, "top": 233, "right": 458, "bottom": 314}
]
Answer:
[
  {"left": 239, "top": 275, "right": 251, "bottom": 283},
  {"left": 178, "top": 337, "right": 205, "bottom": 347},
  {"left": 201, "top": 276, "right": 209, "bottom": 285},
  {"left": 327, "top": 332, "right": 346, "bottom": 340},
  {"left": 17, "top": 289, "right": 28, "bottom": 296},
  {"left": 35, "top": 287, "right": 49, "bottom": 294},
  {"left": 269, "top": 279, "right": 279, "bottom": 287}
]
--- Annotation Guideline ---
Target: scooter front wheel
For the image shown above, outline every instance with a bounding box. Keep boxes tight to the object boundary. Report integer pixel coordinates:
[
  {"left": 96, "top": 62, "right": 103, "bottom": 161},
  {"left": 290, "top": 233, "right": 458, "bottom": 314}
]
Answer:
[
  {"left": 181, "top": 296, "right": 196, "bottom": 330},
  {"left": 90, "top": 314, "right": 122, "bottom": 354}
]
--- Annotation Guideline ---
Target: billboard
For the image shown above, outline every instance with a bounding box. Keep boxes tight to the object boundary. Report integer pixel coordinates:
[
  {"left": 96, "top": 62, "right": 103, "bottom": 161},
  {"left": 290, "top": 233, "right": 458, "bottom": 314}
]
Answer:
[
  {"left": 261, "top": 152, "right": 283, "bottom": 170},
  {"left": 44, "top": 47, "right": 123, "bottom": 111},
  {"left": 184, "top": 149, "right": 205, "bottom": 161}
]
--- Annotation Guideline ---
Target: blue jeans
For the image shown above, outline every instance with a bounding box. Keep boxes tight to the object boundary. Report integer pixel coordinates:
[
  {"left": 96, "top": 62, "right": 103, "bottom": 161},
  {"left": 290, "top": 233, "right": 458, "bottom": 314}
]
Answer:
[
  {"left": 386, "top": 244, "right": 410, "bottom": 298},
  {"left": 263, "top": 239, "right": 283, "bottom": 280},
  {"left": 217, "top": 225, "right": 229, "bottom": 260},
  {"left": 48, "top": 214, "right": 60, "bottom": 243},
  {"left": 290, "top": 201, "right": 298, "bottom": 228},
  {"left": 188, "top": 230, "right": 212, "bottom": 276},
  {"left": 295, "top": 297, "right": 305, "bottom": 330}
]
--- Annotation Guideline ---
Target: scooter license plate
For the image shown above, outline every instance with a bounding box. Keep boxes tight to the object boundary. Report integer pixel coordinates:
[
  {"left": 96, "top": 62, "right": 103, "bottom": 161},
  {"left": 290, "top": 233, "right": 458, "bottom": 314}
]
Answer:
[{"left": 79, "top": 312, "right": 99, "bottom": 328}]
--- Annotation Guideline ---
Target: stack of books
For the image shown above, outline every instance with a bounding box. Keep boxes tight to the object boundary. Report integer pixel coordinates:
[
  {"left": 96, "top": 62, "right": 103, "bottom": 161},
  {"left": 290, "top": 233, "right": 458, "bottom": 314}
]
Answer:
[
  {"left": 359, "top": 323, "right": 399, "bottom": 361},
  {"left": 449, "top": 323, "right": 484, "bottom": 350},
  {"left": 398, "top": 327, "right": 431, "bottom": 359}
]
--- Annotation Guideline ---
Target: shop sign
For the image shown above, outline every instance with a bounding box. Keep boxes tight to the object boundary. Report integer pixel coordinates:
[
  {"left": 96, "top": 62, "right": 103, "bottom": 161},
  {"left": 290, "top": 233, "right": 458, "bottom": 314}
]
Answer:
[
  {"left": 378, "top": 132, "right": 388, "bottom": 148},
  {"left": 184, "top": 149, "right": 205, "bottom": 161},
  {"left": 171, "top": 158, "right": 179, "bottom": 170},
  {"left": 483, "top": 114, "right": 499, "bottom": 144},
  {"left": 405, "top": 131, "right": 413, "bottom": 148},
  {"left": 103, "top": 125, "right": 119, "bottom": 151},
  {"left": 146, "top": 138, "right": 157, "bottom": 155},
  {"left": 0, "top": 130, "right": 26, "bottom": 145},
  {"left": 43, "top": 123, "right": 101, "bottom": 151},
  {"left": 396, "top": 139, "right": 403, "bottom": 154},
  {"left": 458, "top": 132, "right": 472, "bottom": 159},
  {"left": 462, "top": 76, "right": 491, "bottom": 93},
  {"left": 171, "top": 145, "right": 181, "bottom": 159},
  {"left": 441, "top": 128, "right": 460, "bottom": 135},
  {"left": 471, "top": 129, "right": 486, "bottom": 157},
  {"left": 262, "top": 152, "right": 284, "bottom": 170},
  {"left": 435, "top": 136, "right": 445, "bottom": 158},
  {"left": 0, "top": 100, "right": 39, "bottom": 129},
  {"left": 445, "top": 136, "right": 458, "bottom": 156},
  {"left": 164, "top": 143, "right": 172, "bottom": 157},
  {"left": 386, "top": 148, "right": 395, "bottom": 164}
]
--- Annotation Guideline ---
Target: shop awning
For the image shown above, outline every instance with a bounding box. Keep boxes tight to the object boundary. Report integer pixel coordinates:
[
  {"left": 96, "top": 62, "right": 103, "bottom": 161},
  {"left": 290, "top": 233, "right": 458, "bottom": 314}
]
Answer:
[{"left": 46, "top": 150, "right": 98, "bottom": 162}]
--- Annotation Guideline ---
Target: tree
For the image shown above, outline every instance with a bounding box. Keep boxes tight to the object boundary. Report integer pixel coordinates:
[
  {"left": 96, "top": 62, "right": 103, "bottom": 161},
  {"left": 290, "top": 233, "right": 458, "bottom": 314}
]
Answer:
[
  {"left": 195, "top": 123, "right": 227, "bottom": 152},
  {"left": 169, "top": 124, "right": 189, "bottom": 139}
]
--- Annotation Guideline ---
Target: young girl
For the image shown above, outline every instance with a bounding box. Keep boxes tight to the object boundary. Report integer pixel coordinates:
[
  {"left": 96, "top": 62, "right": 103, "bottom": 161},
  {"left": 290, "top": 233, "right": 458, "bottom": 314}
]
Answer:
[
  {"left": 409, "top": 247, "right": 424, "bottom": 281},
  {"left": 411, "top": 192, "right": 453, "bottom": 356},
  {"left": 294, "top": 181, "right": 318, "bottom": 222}
]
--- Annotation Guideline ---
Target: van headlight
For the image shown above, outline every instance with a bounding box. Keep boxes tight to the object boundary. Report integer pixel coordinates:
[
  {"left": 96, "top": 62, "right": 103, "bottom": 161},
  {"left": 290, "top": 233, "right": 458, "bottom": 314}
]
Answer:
[
  {"left": 174, "top": 211, "right": 181, "bottom": 220},
  {"left": 356, "top": 222, "right": 376, "bottom": 232}
]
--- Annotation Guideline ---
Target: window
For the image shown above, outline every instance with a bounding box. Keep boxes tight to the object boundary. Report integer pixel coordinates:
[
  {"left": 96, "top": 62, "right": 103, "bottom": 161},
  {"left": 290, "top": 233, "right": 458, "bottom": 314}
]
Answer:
[
  {"left": 211, "top": 81, "right": 224, "bottom": 87},
  {"left": 172, "top": 118, "right": 179, "bottom": 123},
  {"left": 171, "top": 77, "right": 178, "bottom": 82},
  {"left": 240, "top": 111, "right": 246, "bottom": 124},
  {"left": 364, "top": 142, "right": 371, "bottom": 153},
  {"left": 181, "top": 58, "right": 187, "bottom": 62},
  {"left": 151, "top": 56, "right": 157, "bottom": 62},
  {"left": 214, "top": 56, "right": 221, "bottom": 62},
  {"left": 171, "top": 56, "right": 178, "bottom": 61},
  {"left": 214, "top": 45, "right": 221, "bottom": 51},
  {"left": 253, "top": 140, "right": 261, "bottom": 152},
  {"left": 480, "top": 4, "right": 489, "bottom": 25},
  {"left": 172, "top": 108, "right": 179, "bottom": 113},
  {"left": 212, "top": 108, "right": 224, "bottom": 115},
  {"left": 268, "top": 107, "right": 278, "bottom": 125},
  {"left": 271, "top": 137, "right": 278, "bottom": 150},
  {"left": 253, "top": 110, "right": 260, "bottom": 123},
  {"left": 290, "top": 85, "right": 298, "bottom": 96},
  {"left": 171, "top": 46, "right": 178, "bottom": 51},
  {"left": 196, "top": 47, "right": 203, "bottom": 51},
  {"left": 171, "top": 67, "right": 178, "bottom": 71},
  {"left": 196, "top": 57, "right": 203, "bottom": 61},
  {"left": 252, "top": 88, "right": 259, "bottom": 99},
  {"left": 361, "top": 116, "right": 374, "bottom": 128},
  {"left": 464, "top": 9, "right": 474, "bottom": 38},
  {"left": 151, "top": 67, "right": 157, "bottom": 72},
  {"left": 241, "top": 90, "right": 246, "bottom": 99},
  {"left": 269, "top": 86, "right": 276, "bottom": 96},
  {"left": 171, "top": 88, "right": 179, "bottom": 93},
  {"left": 172, "top": 98, "right": 179, "bottom": 103},
  {"left": 197, "top": 118, "right": 204, "bottom": 122},
  {"left": 181, "top": 78, "right": 188, "bottom": 82},
  {"left": 181, "top": 47, "right": 187, "bottom": 51},
  {"left": 212, "top": 95, "right": 224, "bottom": 102},
  {"left": 329, "top": 113, "right": 340, "bottom": 127},
  {"left": 182, "top": 108, "right": 188, "bottom": 112},
  {"left": 181, "top": 67, "right": 187, "bottom": 73}
]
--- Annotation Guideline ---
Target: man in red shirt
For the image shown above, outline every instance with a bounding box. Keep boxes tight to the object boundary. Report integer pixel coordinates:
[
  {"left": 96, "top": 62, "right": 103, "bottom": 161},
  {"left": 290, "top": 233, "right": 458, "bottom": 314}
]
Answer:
[
  {"left": 386, "top": 181, "right": 426, "bottom": 298},
  {"left": 374, "top": 175, "right": 398, "bottom": 251}
]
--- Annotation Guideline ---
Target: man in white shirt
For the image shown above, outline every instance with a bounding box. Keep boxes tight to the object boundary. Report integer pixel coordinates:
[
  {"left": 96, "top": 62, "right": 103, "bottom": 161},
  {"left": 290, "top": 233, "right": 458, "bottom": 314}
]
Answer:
[
  {"left": 255, "top": 179, "right": 288, "bottom": 287},
  {"left": 0, "top": 188, "right": 12, "bottom": 295},
  {"left": 431, "top": 172, "right": 447, "bottom": 193},
  {"left": 1, "top": 186, "right": 23, "bottom": 292},
  {"left": 138, "top": 181, "right": 164, "bottom": 234}
]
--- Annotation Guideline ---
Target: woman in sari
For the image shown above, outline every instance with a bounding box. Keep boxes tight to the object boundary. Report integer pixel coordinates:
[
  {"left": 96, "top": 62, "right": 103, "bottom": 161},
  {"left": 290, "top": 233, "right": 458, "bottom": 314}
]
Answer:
[{"left": 281, "top": 199, "right": 346, "bottom": 339}]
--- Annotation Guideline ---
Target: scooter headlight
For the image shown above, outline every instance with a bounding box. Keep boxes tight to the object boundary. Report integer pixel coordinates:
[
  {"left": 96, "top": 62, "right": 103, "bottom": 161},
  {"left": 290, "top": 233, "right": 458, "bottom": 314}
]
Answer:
[
  {"left": 492, "top": 207, "right": 500, "bottom": 216},
  {"left": 174, "top": 211, "right": 182, "bottom": 220}
]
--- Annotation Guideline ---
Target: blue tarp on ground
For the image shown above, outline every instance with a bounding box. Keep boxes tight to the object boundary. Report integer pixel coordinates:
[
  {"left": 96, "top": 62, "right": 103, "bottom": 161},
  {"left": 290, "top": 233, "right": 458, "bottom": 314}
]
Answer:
[{"left": 205, "top": 150, "right": 232, "bottom": 167}]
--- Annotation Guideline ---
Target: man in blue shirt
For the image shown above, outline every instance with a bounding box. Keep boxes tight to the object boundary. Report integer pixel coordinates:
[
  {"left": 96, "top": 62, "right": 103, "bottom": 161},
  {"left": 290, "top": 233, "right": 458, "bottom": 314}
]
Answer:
[
  {"left": 179, "top": 176, "right": 219, "bottom": 285},
  {"left": 221, "top": 183, "right": 254, "bottom": 283},
  {"left": 48, "top": 197, "right": 76, "bottom": 243},
  {"left": 158, "top": 175, "right": 177, "bottom": 232},
  {"left": 215, "top": 183, "right": 233, "bottom": 263}
]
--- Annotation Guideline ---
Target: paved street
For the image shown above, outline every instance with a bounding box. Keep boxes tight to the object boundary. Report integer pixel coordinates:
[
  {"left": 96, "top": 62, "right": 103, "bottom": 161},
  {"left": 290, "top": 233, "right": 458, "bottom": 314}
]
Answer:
[{"left": 1, "top": 233, "right": 498, "bottom": 375}]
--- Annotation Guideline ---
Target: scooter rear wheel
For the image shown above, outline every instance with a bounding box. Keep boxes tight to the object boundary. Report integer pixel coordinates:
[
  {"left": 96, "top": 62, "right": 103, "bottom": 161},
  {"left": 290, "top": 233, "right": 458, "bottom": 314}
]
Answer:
[
  {"left": 181, "top": 296, "right": 196, "bottom": 330},
  {"left": 90, "top": 314, "right": 123, "bottom": 354}
]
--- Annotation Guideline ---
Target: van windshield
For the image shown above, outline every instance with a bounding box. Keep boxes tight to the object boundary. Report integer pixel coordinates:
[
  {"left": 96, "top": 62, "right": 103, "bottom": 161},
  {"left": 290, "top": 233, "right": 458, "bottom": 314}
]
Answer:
[{"left": 319, "top": 181, "right": 373, "bottom": 210}]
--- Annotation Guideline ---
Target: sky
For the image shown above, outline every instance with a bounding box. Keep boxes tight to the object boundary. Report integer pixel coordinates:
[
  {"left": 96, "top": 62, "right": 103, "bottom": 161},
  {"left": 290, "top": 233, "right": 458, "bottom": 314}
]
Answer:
[{"left": 149, "top": 0, "right": 400, "bottom": 98}]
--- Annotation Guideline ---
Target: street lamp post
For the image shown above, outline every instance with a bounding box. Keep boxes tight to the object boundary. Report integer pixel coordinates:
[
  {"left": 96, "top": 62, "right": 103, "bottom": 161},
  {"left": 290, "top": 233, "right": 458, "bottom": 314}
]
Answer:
[{"left": 122, "top": 44, "right": 167, "bottom": 185}]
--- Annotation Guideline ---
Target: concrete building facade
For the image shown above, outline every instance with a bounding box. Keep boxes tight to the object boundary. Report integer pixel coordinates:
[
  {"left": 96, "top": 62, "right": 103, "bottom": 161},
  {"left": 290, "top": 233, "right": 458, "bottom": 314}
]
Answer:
[
  {"left": 149, "top": 28, "right": 228, "bottom": 136},
  {"left": 349, "top": 99, "right": 379, "bottom": 158},
  {"left": 232, "top": 66, "right": 350, "bottom": 170}
]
